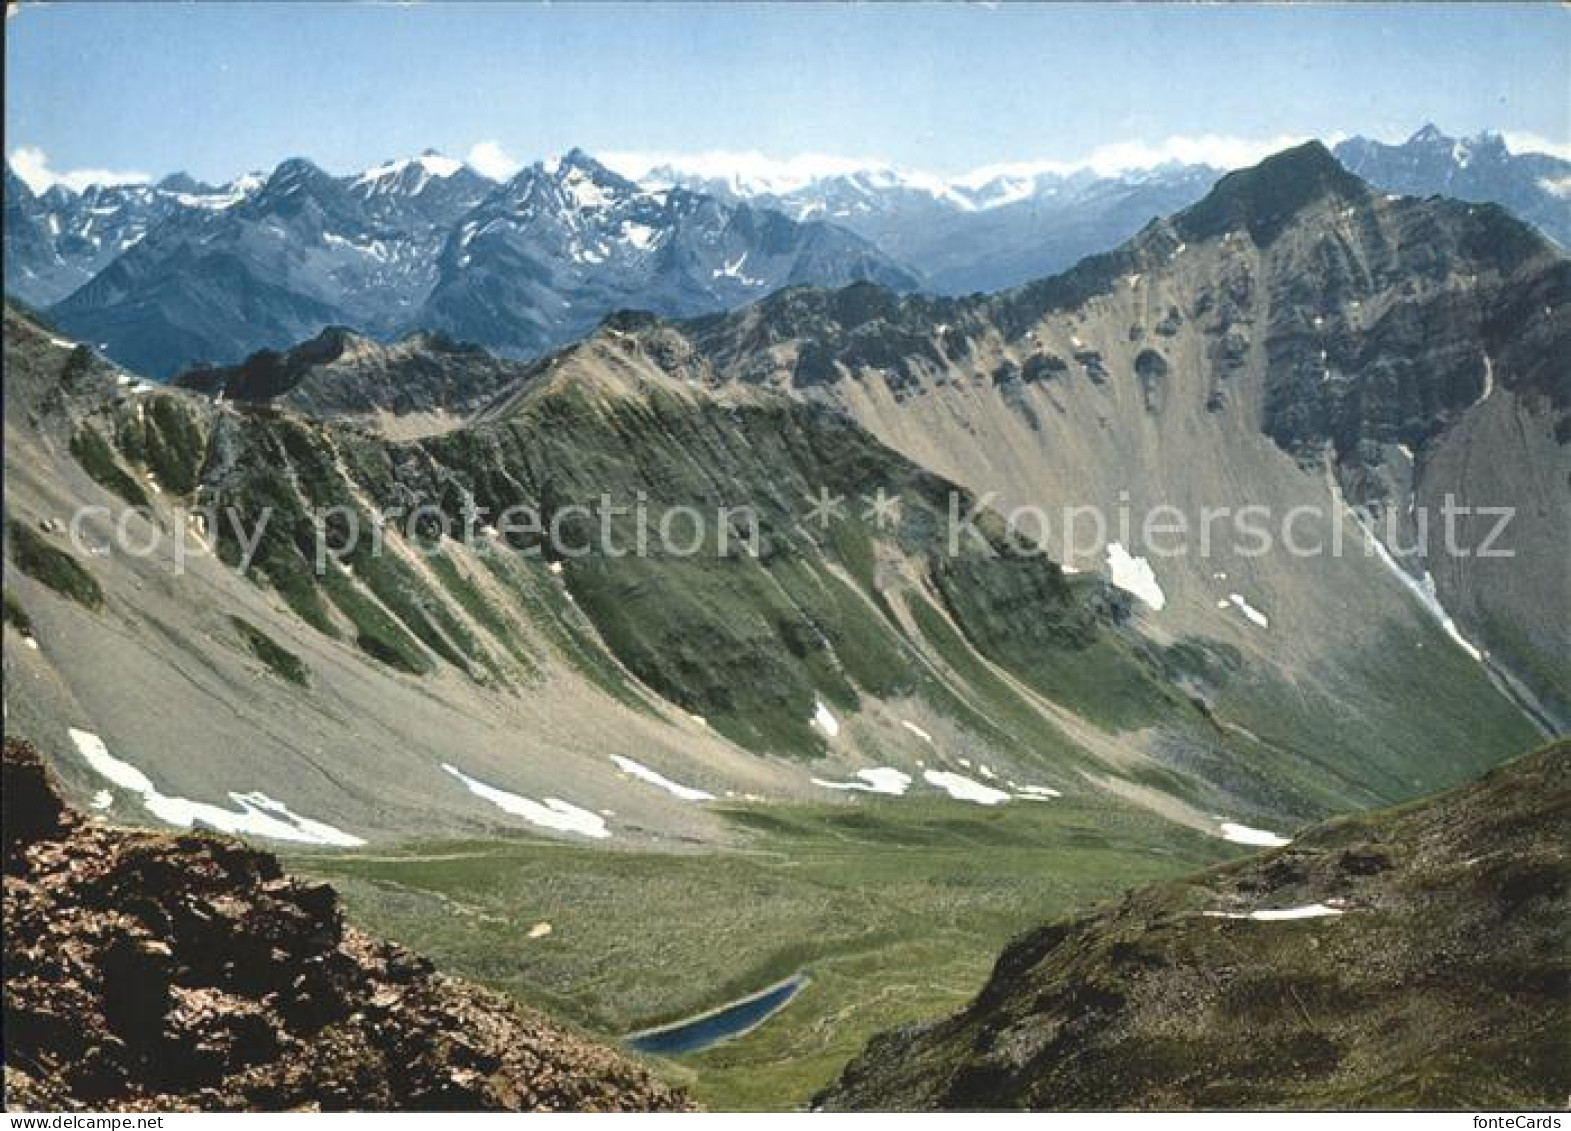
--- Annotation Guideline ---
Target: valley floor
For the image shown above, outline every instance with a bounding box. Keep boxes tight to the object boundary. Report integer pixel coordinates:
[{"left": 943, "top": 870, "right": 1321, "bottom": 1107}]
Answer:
[{"left": 291, "top": 794, "right": 1230, "bottom": 1109}]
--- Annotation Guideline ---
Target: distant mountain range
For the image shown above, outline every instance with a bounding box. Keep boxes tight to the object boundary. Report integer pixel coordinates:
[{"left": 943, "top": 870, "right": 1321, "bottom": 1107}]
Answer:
[
  {"left": 4, "top": 165, "right": 263, "bottom": 307},
  {"left": 3, "top": 125, "right": 1565, "bottom": 378},
  {"left": 12, "top": 150, "right": 912, "bottom": 378},
  {"left": 648, "top": 124, "right": 1570, "bottom": 292},
  {"left": 414, "top": 149, "right": 916, "bottom": 359},
  {"left": 640, "top": 158, "right": 1223, "bottom": 295},
  {"left": 1334, "top": 124, "right": 1571, "bottom": 249}
]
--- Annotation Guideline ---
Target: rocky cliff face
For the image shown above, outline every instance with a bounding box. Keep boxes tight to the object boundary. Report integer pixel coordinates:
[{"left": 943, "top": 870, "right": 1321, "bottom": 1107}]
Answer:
[
  {"left": 2, "top": 737, "right": 692, "bottom": 1112},
  {"left": 660, "top": 142, "right": 1570, "bottom": 735},
  {"left": 816, "top": 739, "right": 1570, "bottom": 1111}
]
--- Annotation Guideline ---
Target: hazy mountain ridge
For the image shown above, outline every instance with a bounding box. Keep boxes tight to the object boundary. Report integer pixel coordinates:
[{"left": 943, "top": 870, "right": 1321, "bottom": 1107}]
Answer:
[
  {"left": 44, "top": 155, "right": 492, "bottom": 379},
  {"left": 1334, "top": 124, "right": 1571, "bottom": 249},
  {"left": 4, "top": 165, "right": 262, "bottom": 308},
  {"left": 414, "top": 149, "right": 917, "bottom": 359}
]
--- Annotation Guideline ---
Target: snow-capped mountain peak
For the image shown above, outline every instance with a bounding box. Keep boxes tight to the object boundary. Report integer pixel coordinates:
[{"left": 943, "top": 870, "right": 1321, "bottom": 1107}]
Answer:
[{"left": 351, "top": 149, "right": 469, "bottom": 195}]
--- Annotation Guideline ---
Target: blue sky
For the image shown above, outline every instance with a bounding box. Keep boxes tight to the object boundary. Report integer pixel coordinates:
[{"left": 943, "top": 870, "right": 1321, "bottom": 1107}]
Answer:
[{"left": 6, "top": 1, "right": 1568, "bottom": 189}]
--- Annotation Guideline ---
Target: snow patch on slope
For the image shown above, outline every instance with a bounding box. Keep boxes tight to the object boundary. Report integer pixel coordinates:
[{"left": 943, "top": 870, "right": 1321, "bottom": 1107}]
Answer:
[
  {"left": 441, "top": 762, "right": 609, "bottom": 839},
  {"left": 1206, "top": 903, "right": 1344, "bottom": 921},
  {"left": 1218, "top": 821, "right": 1291, "bottom": 847},
  {"left": 1226, "top": 593, "right": 1270, "bottom": 628},
  {"left": 812, "top": 767, "right": 913, "bottom": 796},
  {"left": 1014, "top": 784, "right": 1063, "bottom": 800},
  {"left": 69, "top": 728, "right": 364, "bottom": 846},
  {"left": 923, "top": 769, "right": 1011, "bottom": 806},
  {"left": 1106, "top": 542, "right": 1166, "bottom": 611},
  {"left": 610, "top": 755, "right": 714, "bottom": 802}
]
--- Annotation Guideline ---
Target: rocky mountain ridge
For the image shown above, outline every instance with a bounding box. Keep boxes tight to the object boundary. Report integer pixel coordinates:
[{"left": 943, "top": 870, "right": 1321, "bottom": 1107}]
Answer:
[
  {"left": 172, "top": 325, "right": 529, "bottom": 432},
  {"left": 605, "top": 142, "right": 1571, "bottom": 734}
]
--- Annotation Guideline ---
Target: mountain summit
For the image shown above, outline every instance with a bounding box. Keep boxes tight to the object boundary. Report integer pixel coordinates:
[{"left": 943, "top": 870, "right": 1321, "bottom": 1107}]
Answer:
[{"left": 1176, "top": 141, "right": 1368, "bottom": 244}]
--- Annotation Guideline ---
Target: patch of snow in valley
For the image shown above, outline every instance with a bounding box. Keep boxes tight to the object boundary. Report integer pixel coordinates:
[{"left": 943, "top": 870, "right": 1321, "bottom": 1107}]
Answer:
[
  {"left": 69, "top": 728, "right": 364, "bottom": 846},
  {"left": 90, "top": 790, "right": 113, "bottom": 810},
  {"left": 923, "top": 769, "right": 1011, "bottom": 806},
  {"left": 441, "top": 762, "right": 610, "bottom": 839},
  {"left": 610, "top": 754, "right": 714, "bottom": 802},
  {"left": 1218, "top": 821, "right": 1290, "bottom": 847},
  {"left": 1205, "top": 903, "right": 1344, "bottom": 921},
  {"left": 1014, "top": 784, "right": 1063, "bottom": 800},
  {"left": 812, "top": 699, "right": 841, "bottom": 738},
  {"left": 1226, "top": 593, "right": 1270, "bottom": 629},
  {"left": 812, "top": 767, "right": 913, "bottom": 796},
  {"left": 1106, "top": 542, "right": 1166, "bottom": 611},
  {"left": 901, "top": 720, "right": 934, "bottom": 743}
]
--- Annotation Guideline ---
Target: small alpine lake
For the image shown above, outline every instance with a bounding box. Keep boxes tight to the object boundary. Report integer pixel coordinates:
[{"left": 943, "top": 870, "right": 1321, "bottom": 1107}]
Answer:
[{"left": 626, "top": 975, "right": 809, "bottom": 1056}]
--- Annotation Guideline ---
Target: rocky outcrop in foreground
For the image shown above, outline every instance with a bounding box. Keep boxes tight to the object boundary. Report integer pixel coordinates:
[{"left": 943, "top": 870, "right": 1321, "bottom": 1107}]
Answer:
[
  {"left": 817, "top": 741, "right": 1569, "bottom": 1111},
  {"left": 2, "top": 738, "right": 691, "bottom": 1112}
]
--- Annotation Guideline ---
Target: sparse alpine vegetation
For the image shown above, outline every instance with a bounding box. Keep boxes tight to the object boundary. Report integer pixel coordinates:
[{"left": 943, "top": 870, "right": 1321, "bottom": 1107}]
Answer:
[
  {"left": 6, "top": 519, "right": 103, "bottom": 611},
  {"left": 816, "top": 740, "right": 1571, "bottom": 1111}
]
